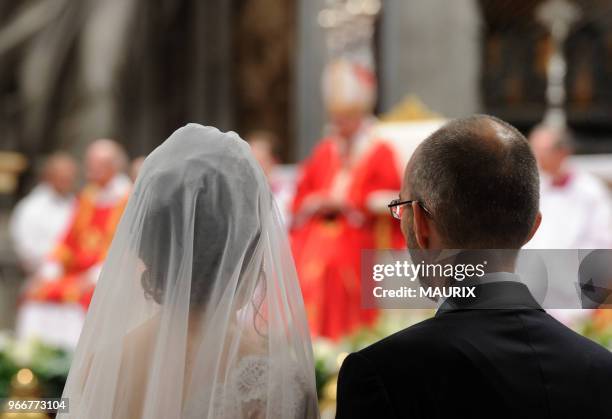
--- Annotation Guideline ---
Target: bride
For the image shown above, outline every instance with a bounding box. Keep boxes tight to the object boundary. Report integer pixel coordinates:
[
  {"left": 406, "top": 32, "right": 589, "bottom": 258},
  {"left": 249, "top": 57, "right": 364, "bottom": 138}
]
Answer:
[{"left": 59, "top": 124, "right": 319, "bottom": 418}]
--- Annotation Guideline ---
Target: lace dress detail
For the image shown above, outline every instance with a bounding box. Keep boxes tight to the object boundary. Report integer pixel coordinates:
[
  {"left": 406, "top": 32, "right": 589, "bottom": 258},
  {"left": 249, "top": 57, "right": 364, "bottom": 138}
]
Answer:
[{"left": 211, "top": 355, "right": 309, "bottom": 419}]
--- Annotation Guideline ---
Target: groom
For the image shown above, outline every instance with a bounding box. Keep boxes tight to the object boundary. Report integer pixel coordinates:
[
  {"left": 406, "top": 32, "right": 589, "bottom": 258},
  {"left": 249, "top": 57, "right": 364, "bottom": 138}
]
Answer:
[{"left": 336, "top": 115, "right": 612, "bottom": 418}]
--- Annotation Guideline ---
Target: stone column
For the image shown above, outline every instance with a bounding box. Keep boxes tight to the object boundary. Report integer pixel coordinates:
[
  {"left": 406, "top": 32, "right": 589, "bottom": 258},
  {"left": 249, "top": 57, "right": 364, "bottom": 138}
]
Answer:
[
  {"left": 379, "top": 0, "right": 482, "bottom": 117},
  {"left": 294, "top": 0, "right": 327, "bottom": 161}
]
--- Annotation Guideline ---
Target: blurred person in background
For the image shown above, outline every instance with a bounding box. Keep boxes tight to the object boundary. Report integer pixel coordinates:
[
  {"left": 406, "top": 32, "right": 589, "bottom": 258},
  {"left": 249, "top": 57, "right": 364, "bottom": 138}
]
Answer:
[
  {"left": 10, "top": 153, "right": 77, "bottom": 274},
  {"left": 290, "top": 59, "right": 402, "bottom": 340},
  {"left": 525, "top": 124, "right": 612, "bottom": 249},
  {"left": 246, "top": 130, "right": 294, "bottom": 224},
  {"left": 17, "top": 139, "right": 131, "bottom": 348}
]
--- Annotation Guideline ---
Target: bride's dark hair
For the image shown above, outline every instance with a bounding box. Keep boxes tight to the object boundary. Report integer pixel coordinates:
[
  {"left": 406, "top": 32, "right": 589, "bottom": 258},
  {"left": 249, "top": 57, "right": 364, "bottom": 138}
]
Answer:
[{"left": 138, "top": 157, "right": 263, "bottom": 307}]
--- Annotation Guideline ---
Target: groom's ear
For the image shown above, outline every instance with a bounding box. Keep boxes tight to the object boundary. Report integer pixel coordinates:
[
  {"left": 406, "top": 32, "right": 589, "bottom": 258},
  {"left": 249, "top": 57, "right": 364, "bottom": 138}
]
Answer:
[
  {"left": 412, "top": 201, "right": 431, "bottom": 249},
  {"left": 523, "top": 211, "right": 542, "bottom": 245}
]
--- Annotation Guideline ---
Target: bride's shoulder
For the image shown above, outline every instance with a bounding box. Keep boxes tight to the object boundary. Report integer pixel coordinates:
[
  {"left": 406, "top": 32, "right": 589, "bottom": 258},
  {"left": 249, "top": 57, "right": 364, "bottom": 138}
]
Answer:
[{"left": 120, "top": 316, "right": 159, "bottom": 361}]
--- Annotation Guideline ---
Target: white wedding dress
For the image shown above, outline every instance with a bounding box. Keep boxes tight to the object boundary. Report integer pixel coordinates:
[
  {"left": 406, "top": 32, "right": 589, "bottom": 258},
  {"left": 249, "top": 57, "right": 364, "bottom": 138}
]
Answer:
[
  {"left": 206, "top": 355, "right": 309, "bottom": 418},
  {"left": 59, "top": 124, "right": 319, "bottom": 418}
]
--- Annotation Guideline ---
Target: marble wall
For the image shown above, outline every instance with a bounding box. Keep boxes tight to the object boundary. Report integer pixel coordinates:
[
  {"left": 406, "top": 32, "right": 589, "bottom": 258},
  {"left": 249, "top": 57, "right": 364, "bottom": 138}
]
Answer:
[{"left": 380, "top": 0, "right": 482, "bottom": 117}]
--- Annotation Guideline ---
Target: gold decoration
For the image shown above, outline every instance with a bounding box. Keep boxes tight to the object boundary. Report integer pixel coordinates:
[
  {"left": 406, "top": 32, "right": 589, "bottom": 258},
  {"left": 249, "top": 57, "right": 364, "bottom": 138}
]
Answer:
[
  {"left": 0, "top": 369, "right": 49, "bottom": 419},
  {"left": 379, "top": 95, "right": 442, "bottom": 123},
  {"left": 0, "top": 151, "right": 28, "bottom": 194},
  {"left": 235, "top": 0, "right": 294, "bottom": 160},
  {"left": 0, "top": 152, "right": 27, "bottom": 173},
  {"left": 11, "top": 369, "right": 38, "bottom": 398}
]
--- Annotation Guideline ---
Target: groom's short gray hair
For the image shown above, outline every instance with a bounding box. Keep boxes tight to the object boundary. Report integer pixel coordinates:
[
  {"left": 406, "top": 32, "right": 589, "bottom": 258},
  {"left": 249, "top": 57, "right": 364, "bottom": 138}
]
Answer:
[{"left": 407, "top": 114, "right": 539, "bottom": 248}]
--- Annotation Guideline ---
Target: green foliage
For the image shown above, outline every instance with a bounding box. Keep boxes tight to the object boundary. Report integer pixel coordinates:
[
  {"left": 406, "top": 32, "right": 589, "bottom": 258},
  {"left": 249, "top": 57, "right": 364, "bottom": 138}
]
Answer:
[
  {"left": 0, "top": 333, "right": 72, "bottom": 398},
  {"left": 580, "top": 320, "right": 612, "bottom": 350},
  {"left": 0, "top": 351, "right": 19, "bottom": 397}
]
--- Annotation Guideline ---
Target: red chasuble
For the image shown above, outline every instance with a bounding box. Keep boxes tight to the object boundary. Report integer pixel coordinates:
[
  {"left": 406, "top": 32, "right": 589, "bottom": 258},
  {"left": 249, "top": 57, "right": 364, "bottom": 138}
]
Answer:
[
  {"left": 28, "top": 184, "right": 129, "bottom": 308},
  {"left": 291, "top": 135, "right": 402, "bottom": 340}
]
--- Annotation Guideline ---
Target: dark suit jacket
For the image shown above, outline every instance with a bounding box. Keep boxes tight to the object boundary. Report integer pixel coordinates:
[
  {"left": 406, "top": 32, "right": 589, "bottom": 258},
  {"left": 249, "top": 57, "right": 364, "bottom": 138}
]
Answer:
[{"left": 336, "top": 282, "right": 612, "bottom": 419}]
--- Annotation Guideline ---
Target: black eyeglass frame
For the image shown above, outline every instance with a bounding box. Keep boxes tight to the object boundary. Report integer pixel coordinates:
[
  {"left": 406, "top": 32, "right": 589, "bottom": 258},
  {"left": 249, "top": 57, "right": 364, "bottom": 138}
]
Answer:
[{"left": 387, "top": 199, "right": 433, "bottom": 220}]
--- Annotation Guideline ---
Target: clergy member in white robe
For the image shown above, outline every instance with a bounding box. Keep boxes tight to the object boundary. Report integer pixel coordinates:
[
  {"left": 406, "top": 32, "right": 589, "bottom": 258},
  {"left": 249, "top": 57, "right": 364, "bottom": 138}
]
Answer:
[
  {"left": 525, "top": 124, "right": 612, "bottom": 325},
  {"left": 526, "top": 124, "right": 612, "bottom": 249},
  {"left": 10, "top": 153, "right": 77, "bottom": 273}
]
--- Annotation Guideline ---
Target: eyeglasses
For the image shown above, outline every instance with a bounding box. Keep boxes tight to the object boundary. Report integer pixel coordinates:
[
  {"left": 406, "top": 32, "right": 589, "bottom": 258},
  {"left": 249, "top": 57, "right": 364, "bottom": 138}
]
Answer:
[{"left": 388, "top": 199, "right": 433, "bottom": 220}]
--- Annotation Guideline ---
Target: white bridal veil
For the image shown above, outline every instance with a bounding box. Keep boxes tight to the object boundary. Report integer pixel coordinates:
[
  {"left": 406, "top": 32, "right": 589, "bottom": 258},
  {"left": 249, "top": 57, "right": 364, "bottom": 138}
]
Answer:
[{"left": 59, "top": 124, "right": 318, "bottom": 418}]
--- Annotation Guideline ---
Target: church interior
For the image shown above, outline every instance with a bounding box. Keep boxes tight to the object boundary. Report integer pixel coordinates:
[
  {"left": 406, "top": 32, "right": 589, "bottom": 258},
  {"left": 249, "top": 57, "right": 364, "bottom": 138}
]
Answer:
[{"left": 0, "top": 0, "right": 611, "bottom": 416}]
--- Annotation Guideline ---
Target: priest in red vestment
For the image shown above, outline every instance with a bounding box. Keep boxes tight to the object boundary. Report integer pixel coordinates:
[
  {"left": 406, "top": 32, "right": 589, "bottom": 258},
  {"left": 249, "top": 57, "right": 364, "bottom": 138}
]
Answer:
[
  {"left": 291, "top": 59, "right": 403, "bottom": 340},
  {"left": 17, "top": 139, "right": 131, "bottom": 348}
]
